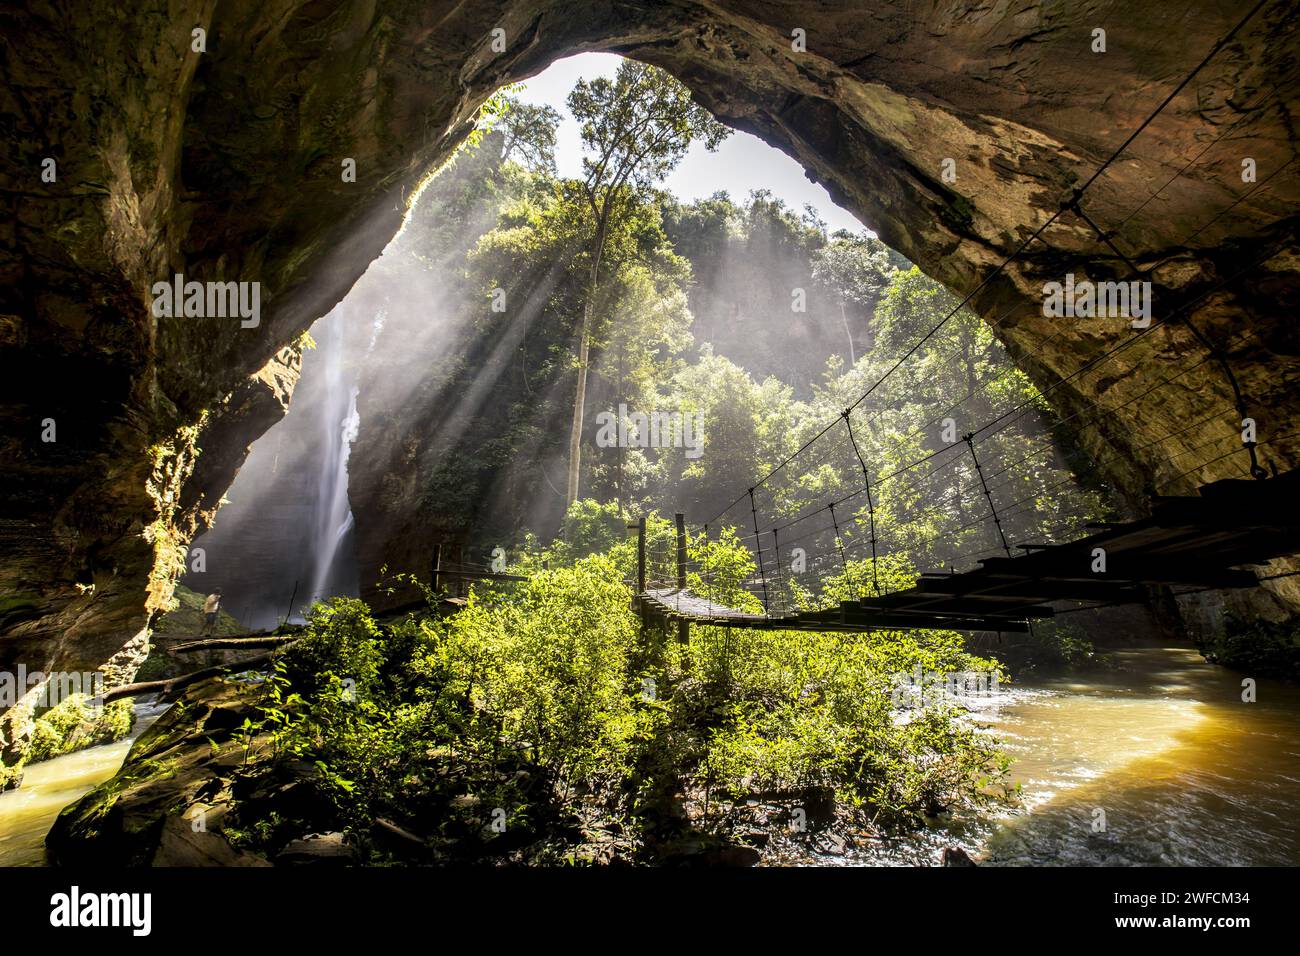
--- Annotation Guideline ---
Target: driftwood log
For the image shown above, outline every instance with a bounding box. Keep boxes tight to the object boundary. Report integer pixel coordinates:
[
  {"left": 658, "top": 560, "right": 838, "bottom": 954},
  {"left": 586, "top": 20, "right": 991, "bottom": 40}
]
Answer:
[
  {"left": 106, "top": 600, "right": 455, "bottom": 704},
  {"left": 168, "top": 635, "right": 299, "bottom": 653},
  {"left": 103, "top": 648, "right": 292, "bottom": 703}
]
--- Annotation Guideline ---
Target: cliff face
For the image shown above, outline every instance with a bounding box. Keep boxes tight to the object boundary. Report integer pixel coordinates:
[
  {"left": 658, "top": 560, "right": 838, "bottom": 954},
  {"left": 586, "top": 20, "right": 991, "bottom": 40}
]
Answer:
[{"left": 2, "top": 2, "right": 1298, "bottom": 759}]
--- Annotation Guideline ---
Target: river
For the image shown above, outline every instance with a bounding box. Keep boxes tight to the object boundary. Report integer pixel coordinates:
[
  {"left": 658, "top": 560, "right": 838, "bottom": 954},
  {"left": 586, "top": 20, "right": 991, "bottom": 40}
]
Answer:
[
  {"left": 0, "top": 697, "right": 169, "bottom": 867},
  {"left": 817, "top": 641, "right": 1300, "bottom": 866},
  {"left": 2, "top": 644, "right": 1298, "bottom": 867}
]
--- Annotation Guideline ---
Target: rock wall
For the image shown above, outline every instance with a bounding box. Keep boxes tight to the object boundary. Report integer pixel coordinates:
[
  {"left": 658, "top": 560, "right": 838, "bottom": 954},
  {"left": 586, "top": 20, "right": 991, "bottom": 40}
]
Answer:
[{"left": 3, "top": 2, "right": 1298, "bottom": 762}]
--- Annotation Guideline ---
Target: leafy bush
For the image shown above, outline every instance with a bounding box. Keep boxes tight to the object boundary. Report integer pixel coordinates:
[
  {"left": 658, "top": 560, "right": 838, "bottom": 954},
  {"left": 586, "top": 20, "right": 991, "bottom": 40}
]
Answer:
[
  {"left": 241, "top": 528, "right": 1009, "bottom": 857},
  {"left": 691, "top": 620, "right": 1004, "bottom": 824},
  {"left": 282, "top": 598, "right": 384, "bottom": 697},
  {"left": 1207, "top": 614, "right": 1300, "bottom": 679},
  {"left": 413, "top": 555, "right": 653, "bottom": 790}
]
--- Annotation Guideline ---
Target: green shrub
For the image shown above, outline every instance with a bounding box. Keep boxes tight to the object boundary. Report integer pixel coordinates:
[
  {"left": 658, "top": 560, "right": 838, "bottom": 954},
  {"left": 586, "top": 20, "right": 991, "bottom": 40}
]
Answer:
[
  {"left": 1207, "top": 614, "right": 1300, "bottom": 679},
  {"left": 238, "top": 534, "right": 1009, "bottom": 855},
  {"left": 282, "top": 598, "right": 384, "bottom": 697}
]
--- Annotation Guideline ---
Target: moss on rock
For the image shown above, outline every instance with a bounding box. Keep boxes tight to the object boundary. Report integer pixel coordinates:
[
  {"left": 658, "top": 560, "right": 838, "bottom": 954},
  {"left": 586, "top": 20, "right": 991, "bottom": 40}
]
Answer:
[{"left": 26, "top": 696, "right": 136, "bottom": 765}]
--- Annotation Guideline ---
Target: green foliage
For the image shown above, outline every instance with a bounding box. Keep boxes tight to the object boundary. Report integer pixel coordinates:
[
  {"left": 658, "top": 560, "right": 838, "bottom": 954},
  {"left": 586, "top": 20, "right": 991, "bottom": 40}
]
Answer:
[
  {"left": 26, "top": 697, "right": 135, "bottom": 764},
  {"left": 1207, "top": 614, "right": 1300, "bottom": 679},
  {"left": 555, "top": 499, "right": 628, "bottom": 561},
  {"left": 283, "top": 598, "right": 384, "bottom": 697},
  {"left": 496, "top": 95, "right": 561, "bottom": 173},
  {"left": 569, "top": 61, "right": 730, "bottom": 197},
  {"left": 694, "top": 620, "right": 1005, "bottom": 820},
  {"left": 1002, "top": 619, "right": 1106, "bottom": 671},
  {"left": 230, "top": 525, "right": 1009, "bottom": 858},
  {"left": 462, "top": 85, "right": 518, "bottom": 152},
  {"left": 387, "top": 65, "right": 1111, "bottom": 556},
  {"left": 214, "top": 63, "right": 1135, "bottom": 857},
  {"left": 418, "top": 556, "right": 651, "bottom": 785}
]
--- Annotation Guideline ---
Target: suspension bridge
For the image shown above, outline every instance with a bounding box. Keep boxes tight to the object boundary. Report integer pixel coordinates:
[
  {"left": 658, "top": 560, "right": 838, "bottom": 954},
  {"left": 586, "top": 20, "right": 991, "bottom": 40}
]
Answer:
[
  {"left": 623, "top": 3, "right": 1299, "bottom": 636},
  {"left": 635, "top": 469, "right": 1300, "bottom": 634}
]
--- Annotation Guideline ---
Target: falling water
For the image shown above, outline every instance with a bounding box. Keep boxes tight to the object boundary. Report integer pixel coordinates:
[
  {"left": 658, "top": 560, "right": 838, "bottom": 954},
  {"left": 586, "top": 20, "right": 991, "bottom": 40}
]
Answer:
[
  {"left": 302, "top": 310, "right": 361, "bottom": 614},
  {"left": 183, "top": 304, "right": 369, "bottom": 628}
]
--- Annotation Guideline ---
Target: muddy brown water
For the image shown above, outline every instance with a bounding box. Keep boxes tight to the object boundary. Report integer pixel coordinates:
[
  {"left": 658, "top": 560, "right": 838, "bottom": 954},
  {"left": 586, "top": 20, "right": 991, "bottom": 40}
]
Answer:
[
  {"left": 787, "top": 642, "right": 1300, "bottom": 866},
  {"left": 0, "top": 697, "right": 167, "bottom": 867}
]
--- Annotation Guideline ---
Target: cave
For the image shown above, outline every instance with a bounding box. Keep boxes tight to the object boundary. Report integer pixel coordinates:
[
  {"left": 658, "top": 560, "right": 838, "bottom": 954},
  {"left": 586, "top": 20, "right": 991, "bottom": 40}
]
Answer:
[{"left": 1, "top": 0, "right": 1298, "bottom": 844}]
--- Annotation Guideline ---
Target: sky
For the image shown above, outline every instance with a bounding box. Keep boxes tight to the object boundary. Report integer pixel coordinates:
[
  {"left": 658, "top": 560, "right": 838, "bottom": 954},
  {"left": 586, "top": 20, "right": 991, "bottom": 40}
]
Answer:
[{"left": 513, "top": 52, "right": 870, "bottom": 236}]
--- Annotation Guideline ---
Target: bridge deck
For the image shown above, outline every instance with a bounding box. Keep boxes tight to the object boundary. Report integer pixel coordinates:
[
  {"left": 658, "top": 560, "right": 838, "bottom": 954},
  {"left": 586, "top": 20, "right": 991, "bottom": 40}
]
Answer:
[{"left": 637, "top": 471, "right": 1300, "bottom": 633}]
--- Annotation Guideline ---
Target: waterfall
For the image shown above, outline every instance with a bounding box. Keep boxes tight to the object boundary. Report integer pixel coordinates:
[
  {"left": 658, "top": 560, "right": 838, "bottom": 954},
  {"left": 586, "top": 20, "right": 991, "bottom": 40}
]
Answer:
[
  {"left": 184, "top": 304, "right": 366, "bottom": 628},
  {"left": 302, "top": 309, "right": 361, "bottom": 614}
]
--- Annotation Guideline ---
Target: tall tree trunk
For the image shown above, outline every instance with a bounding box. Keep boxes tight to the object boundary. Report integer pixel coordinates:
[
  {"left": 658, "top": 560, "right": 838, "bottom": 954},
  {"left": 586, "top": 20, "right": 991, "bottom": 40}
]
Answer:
[
  {"left": 566, "top": 303, "right": 592, "bottom": 506},
  {"left": 566, "top": 237, "right": 605, "bottom": 506},
  {"left": 615, "top": 348, "right": 625, "bottom": 516}
]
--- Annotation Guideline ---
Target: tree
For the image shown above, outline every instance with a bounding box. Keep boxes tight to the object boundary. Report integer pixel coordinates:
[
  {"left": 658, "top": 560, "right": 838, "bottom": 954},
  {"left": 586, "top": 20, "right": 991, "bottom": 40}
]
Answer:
[
  {"left": 563, "top": 61, "right": 730, "bottom": 506},
  {"left": 812, "top": 233, "right": 906, "bottom": 363},
  {"left": 497, "top": 99, "right": 562, "bottom": 174}
]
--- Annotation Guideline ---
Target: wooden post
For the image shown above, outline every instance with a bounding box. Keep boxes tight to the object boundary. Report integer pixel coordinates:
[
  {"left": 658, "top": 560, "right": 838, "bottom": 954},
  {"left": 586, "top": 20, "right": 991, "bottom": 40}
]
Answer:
[
  {"left": 633, "top": 516, "right": 647, "bottom": 638},
  {"left": 637, "top": 516, "right": 647, "bottom": 596},
  {"left": 432, "top": 543, "right": 442, "bottom": 594},
  {"left": 283, "top": 579, "right": 299, "bottom": 629},
  {"left": 675, "top": 513, "right": 688, "bottom": 643}
]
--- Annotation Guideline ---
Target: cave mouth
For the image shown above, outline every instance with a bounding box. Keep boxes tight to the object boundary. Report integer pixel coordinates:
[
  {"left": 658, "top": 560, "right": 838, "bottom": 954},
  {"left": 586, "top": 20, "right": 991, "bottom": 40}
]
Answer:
[
  {"left": 1, "top": 2, "right": 1297, "bottom": 820},
  {"left": 167, "top": 0, "right": 1294, "bottom": 650},
  {"left": 4, "top": 5, "right": 1294, "bottom": 651},
  {"left": 180, "top": 50, "right": 1120, "bottom": 634}
]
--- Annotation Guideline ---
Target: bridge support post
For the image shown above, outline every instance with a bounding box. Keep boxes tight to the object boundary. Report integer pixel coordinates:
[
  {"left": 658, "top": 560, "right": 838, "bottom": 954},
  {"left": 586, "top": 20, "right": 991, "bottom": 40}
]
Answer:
[
  {"left": 637, "top": 516, "right": 647, "bottom": 595},
  {"left": 635, "top": 516, "right": 647, "bottom": 636},
  {"left": 675, "top": 513, "right": 689, "bottom": 644}
]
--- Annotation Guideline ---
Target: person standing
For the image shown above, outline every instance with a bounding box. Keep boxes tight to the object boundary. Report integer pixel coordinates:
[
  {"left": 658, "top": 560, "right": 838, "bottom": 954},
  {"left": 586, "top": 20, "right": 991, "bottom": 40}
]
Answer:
[{"left": 201, "top": 587, "right": 223, "bottom": 636}]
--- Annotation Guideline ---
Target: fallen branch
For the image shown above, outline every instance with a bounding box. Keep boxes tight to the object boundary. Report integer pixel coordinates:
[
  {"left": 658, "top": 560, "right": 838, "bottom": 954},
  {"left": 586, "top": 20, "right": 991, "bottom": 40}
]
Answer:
[
  {"left": 168, "top": 635, "right": 299, "bottom": 653},
  {"left": 375, "top": 595, "right": 465, "bottom": 618},
  {"left": 373, "top": 817, "right": 430, "bottom": 849},
  {"left": 103, "top": 649, "right": 287, "bottom": 704}
]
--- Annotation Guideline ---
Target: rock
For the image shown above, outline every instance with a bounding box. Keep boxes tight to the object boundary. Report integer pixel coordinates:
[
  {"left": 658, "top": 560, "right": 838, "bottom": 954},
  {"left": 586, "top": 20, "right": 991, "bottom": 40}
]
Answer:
[
  {"left": 275, "top": 832, "right": 359, "bottom": 867},
  {"left": 46, "top": 677, "right": 275, "bottom": 867},
  {"left": 814, "top": 832, "right": 851, "bottom": 857},
  {"left": 153, "top": 818, "right": 271, "bottom": 868},
  {"left": 704, "top": 845, "right": 762, "bottom": 867},
  {"left": 803, "top": 789, "right": 838, "bottom": 827},
  {"left": 941, "top": 847, "right": 978, "bottom": 867},
  {"left": 0, "top": 767, "right": 23, "bottom": 792},
  {"left": 371, "top": 818, "right": 433, "bottom": 862},
  {"left": 136, "top": 586, "right": 258, "bottom": 682},
  {"left": 568, "top": 829, "right": 635, "bottom": 866},
  {"left": 658, "top": 839, "right": 761, "bottom": 867}
]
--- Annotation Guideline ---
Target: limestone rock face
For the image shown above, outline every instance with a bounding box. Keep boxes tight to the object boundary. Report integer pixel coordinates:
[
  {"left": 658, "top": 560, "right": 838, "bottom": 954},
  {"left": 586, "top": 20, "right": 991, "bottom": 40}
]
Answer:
[
  {"left": 45, "top": 677, "right": 273, "bottom": 867},
  {"left": 2, "top": 2, "right": 1298, "bottom": 755}
]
